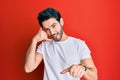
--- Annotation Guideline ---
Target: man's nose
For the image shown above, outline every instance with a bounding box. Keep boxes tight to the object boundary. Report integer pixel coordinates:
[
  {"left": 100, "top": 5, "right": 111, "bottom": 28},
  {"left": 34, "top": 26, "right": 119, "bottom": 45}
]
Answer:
[{"left": 49, "top": 28, "right": 55, "bottom": 36}]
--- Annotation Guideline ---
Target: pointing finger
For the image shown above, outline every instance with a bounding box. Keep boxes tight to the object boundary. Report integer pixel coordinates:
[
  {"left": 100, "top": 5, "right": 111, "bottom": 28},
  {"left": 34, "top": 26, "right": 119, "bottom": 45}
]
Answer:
[{"left": 60, "top": 67, "right": 70, "bottom": 74}]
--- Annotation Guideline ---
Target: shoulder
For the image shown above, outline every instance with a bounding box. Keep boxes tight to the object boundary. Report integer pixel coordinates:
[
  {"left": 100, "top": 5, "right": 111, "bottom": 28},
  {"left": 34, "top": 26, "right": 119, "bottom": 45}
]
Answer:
[
  {"left": 69, "top": 36, "right": 84, "bottom": 44},
  {"left": 40, "top": 40, "right": 55, "bottom": 47},
  {"left": 69, "top": 36, "right": 89, "bottom": 49}
]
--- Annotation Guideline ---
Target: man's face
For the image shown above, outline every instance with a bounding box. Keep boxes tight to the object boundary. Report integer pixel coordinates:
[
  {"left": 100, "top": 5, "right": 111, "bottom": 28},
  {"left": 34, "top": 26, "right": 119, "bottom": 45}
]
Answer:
[{"left": 42, "top": 18, "right": 64, "bottom": 41}]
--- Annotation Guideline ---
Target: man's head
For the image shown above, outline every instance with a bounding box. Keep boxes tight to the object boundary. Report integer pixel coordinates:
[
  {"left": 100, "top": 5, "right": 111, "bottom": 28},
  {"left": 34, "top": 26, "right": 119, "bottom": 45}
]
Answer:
[{"left": 38, "top": 8, "right": 64, "bottom": 41}]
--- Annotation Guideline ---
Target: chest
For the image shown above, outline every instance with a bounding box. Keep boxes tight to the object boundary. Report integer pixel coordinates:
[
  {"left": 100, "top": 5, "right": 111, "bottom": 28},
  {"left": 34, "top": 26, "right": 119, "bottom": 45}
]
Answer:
[{"left": 44, "top": 43, "right": 80, "bottom": 67}]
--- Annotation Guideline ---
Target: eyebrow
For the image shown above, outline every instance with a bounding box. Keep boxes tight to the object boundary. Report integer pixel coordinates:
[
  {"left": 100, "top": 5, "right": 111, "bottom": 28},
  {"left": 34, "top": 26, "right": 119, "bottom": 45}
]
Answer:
[
  {"left": 50, "top": 23, "right": 56, "bottom": 27},
  {"left": 44, "top": 23, "right": 56, "bottom": 30}
]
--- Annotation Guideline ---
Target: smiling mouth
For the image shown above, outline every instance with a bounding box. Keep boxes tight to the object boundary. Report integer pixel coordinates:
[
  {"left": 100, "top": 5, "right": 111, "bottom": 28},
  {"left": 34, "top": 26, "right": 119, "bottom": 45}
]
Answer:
[
  {"left": 50, "top": 33, "right": 59, "bottom": 37},
  {"left": 50, "top": 33, "right": 60, "bottom": 41}
]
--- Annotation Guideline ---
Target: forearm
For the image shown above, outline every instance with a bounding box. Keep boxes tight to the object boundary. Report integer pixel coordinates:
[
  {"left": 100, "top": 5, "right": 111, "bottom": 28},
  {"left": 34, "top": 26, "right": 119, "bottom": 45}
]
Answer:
[
  {"left": 24, "top": 40, "right": 37, "bottom": 73},
  {"left": 83, "top": 67, "right": 98, "bottom": 80}
]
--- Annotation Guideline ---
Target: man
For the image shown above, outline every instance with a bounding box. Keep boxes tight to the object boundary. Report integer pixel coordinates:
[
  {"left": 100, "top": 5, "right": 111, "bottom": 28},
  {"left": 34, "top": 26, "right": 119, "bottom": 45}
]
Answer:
[{"left": 24, "top": 8, "right": 98, "bottom": 80}]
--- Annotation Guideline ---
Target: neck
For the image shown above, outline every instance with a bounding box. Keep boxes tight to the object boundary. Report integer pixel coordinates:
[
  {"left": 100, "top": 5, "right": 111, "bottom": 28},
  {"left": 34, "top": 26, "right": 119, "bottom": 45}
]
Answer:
[{"left": 60, "top": 32, "right": 68, "bottom": 41}]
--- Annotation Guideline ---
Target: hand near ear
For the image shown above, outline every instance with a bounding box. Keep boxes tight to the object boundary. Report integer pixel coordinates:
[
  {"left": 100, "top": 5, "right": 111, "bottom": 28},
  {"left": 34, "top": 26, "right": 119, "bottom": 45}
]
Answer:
[{"left": 32, "top": 28, "right": 52, "bottom": 43}]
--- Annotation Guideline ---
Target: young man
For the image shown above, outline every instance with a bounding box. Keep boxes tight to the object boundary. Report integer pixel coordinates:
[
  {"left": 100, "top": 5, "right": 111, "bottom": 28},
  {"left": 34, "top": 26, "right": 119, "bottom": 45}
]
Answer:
[{"left": 24, "top": 8, "right": 98, "bottom": 80}]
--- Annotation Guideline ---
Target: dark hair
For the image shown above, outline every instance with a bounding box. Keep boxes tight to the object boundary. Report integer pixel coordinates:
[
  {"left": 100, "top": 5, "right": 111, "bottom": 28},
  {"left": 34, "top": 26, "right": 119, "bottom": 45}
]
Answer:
[{"left": 37, "top": 8, "right": 61, "bottom": 28}]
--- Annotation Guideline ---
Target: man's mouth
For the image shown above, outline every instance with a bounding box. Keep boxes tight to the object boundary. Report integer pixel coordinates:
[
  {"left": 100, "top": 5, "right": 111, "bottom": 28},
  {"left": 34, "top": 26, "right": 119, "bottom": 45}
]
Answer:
[
  {"left": 50, "top": 33, "right": 59, "bottom": 40},
  {"left": 51, "top": 33, "right": 59, "bottom": 37}
]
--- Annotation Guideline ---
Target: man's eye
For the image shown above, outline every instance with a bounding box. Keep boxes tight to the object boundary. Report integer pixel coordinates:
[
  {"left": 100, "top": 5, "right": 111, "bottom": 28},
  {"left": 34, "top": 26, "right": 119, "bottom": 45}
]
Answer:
[
  {"left": 45, "top": 28, "right": 49, "bottom": 31},
  {"left": 52, "top": 25, "right": 56, "bottom": 28}
]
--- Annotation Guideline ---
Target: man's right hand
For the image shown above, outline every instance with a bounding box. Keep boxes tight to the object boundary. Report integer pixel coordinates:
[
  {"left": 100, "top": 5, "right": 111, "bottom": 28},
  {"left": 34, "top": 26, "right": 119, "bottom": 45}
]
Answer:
[{"left": 32, "top": 28, "right": 52, "bottom": 43}]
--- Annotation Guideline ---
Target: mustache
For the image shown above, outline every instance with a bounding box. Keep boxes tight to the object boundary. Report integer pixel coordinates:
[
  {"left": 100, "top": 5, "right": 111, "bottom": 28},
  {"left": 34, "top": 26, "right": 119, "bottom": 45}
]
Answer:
[{"left": 50, "top": 33, "right": 59, "bottom": 37}]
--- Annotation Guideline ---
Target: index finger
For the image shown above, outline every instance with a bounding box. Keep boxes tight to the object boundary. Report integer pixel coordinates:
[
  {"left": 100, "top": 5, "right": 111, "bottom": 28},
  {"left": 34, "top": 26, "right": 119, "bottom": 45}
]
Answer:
[
  {"left": 37, "top": 28, "right": 43, "bottom": 33},
  {"left": 60, "top": 67, "right": 70, "bottom": 74}
]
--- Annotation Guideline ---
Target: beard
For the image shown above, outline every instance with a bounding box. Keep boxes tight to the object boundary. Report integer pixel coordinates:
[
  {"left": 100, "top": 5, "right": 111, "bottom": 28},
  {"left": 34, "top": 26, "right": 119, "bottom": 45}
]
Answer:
[{"left": 50, "top": 27, "right": 63, "bottom": 41}]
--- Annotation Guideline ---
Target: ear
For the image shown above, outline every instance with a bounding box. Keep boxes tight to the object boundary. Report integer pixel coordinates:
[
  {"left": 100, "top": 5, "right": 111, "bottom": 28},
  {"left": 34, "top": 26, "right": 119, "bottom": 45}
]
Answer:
[{"left": 60, "top": 18, "right": 64, "bottom": 26}]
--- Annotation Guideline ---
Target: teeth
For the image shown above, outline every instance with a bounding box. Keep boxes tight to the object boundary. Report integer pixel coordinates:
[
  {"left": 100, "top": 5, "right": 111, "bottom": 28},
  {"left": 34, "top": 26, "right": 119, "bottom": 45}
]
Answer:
[{"left": 54, "top": 34, "right": 57, "bottom": 37}]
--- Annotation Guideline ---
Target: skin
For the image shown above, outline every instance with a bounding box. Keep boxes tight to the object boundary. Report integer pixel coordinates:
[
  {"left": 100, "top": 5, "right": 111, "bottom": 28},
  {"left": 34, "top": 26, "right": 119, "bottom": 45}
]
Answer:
[{"left": 24, "top": 18, "right": 98, "bottom": 80}]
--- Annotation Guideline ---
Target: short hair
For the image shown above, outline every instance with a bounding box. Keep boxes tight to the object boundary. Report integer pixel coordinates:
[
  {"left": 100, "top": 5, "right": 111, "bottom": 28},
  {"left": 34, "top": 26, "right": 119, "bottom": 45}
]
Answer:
[{"left": 37, "top": 8, "right": 61, "bottom": 28}]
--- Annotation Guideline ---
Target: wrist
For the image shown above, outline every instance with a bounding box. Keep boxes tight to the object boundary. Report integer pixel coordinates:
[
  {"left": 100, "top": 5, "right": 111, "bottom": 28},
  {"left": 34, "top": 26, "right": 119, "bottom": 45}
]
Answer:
[
  {"left": 79, "top": 64, "right": 87, "bottom": 71},
  {"left": 32, "top": 39, "right": 38, "bottom": 44},
  {"left": 83, "top": 65, "right": 87, "bottom": 71}
]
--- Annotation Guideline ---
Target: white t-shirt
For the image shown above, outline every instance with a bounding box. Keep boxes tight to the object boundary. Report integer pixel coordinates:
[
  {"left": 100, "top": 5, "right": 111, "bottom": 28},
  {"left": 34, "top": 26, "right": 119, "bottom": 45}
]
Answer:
[{"left": 37, "top": 36, "right": 91, "bottom": 80}]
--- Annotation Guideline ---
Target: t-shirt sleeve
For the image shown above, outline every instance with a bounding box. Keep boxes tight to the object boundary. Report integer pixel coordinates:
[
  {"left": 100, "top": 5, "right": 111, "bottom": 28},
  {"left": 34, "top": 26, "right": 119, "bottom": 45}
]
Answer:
[
  {"left": 79, "top": 41, "right": 91, "bottom": 60},
  {"left": 36, "top": 42, "right": 45, "bottom": 55}
]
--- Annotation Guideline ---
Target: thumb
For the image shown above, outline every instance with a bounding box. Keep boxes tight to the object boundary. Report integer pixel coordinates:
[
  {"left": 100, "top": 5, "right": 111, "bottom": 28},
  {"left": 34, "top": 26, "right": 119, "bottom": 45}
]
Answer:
[{"left": 60, "top": 67, "right": 70, "bottom": 74}]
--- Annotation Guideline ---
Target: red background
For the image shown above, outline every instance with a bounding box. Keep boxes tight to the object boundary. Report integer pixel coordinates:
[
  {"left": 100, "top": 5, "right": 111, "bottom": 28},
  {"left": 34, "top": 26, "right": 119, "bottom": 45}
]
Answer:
[{"left": 0, "top": 0, "right": 120, "bottom": 80}]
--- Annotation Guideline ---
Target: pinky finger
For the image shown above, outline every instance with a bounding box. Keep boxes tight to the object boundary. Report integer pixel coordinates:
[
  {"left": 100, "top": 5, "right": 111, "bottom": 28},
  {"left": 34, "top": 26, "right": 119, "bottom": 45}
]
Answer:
[{"left": 80, "top": 71, "right": 85, "bottom": 78}]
